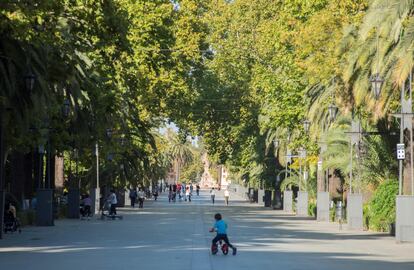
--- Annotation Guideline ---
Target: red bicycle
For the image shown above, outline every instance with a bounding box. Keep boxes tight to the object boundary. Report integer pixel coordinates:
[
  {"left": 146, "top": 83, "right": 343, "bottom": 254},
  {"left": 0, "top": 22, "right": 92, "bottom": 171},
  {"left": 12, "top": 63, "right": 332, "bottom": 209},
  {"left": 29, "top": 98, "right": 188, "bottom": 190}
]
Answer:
[{"left": 211, "top": 240, "right": 229, "bottom": 255}]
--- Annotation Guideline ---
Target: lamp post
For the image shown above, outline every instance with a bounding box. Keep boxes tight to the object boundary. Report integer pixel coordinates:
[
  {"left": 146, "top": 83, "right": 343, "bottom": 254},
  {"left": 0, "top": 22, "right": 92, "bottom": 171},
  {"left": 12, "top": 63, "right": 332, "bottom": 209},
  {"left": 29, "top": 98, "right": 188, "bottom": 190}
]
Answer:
[
  {"left": 92, "top": 142, "right": 100, "bottom": 214},
  {"left": 63, "top": 99, "right": 70, "bottom": 118},
  {"left": 303, "top": 120, "right": 310, "bottom": 134},
  {"left": 272, "top": 138, "right": 283, "bottom": 209},
  {"left": 317, "top": 103, "right": 338, "bottom": 222},
  {"left": 328, "top": 103, "right": 338, "bottom": 123},
  {"left": 344, "top": 70, "right": 383, "bottom": 230},
  {"left": 0, "top": 70, "right": 36, "bottom": 238},
  {"left": 67, "top": 146, "right": 80, "bottom": 219},
  {"left": 297, "top": 120, "right": 310, "bottom": 217},
  {"left": 38, "top": 145, "right": 45, "bottom": 188},
  {"left": 395, "top": 71, "right": 414, "bottom": 242},
  {"left": 302, "top": 120, "right": 310, "bottom": 189},
  {"left": 370, "top": 73, "right": 383, "bottom": 100},
  {"left": 24, "top": 71, "right": 36, "bottom": 92}
]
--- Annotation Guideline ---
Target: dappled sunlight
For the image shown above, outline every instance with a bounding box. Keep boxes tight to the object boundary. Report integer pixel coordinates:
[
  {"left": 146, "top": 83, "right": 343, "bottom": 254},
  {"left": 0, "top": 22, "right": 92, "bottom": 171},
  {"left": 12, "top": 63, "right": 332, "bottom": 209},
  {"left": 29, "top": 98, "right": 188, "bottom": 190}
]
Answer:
[
  {"left": 0, "top": 244, "right": 156, "bottom": 254},
  {"left": 1, "top": 192, "right": 413, "bottom": 269}
]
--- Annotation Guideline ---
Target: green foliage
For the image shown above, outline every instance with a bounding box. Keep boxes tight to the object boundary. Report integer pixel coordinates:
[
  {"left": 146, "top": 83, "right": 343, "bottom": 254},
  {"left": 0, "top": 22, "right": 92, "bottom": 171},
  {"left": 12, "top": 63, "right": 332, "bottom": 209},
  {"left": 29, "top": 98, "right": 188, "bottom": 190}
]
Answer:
[
  {"left": 1, "top": 0, "right": 208, "bottom": 190},
  {"left": 17, "top": 210, "right": 36, "bottom": 226},
  {"left": 366, "top": 180, "right": 398, "bottom": 232},
  {"left": 180, "top": 144, "right": 203, "bottom": 183},
  {"left": 308, "top": 201, "right": 317, "bottom": 217},
  {"left": 2, "top": 0, "right": 412, "bottom": 231}
]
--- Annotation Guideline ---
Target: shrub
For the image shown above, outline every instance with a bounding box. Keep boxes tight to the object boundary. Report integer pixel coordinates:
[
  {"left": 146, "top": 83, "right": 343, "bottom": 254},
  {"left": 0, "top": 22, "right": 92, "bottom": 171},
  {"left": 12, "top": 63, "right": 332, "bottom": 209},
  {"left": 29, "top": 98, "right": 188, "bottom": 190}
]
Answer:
[
  {"left": 17, "top": 210, "right": 36, "bottom": 226},
  {"left": 308, "top": 201, "right": 317, "bottom": 217},
  {"left": 367, "top": 180, "right": 398, "bottom": 231},
  {"left": 363, "top": 203, "right": 370, "bottom": 230},
  {"left": 58, "top": 205, "right": 68, "bottom": 219}
]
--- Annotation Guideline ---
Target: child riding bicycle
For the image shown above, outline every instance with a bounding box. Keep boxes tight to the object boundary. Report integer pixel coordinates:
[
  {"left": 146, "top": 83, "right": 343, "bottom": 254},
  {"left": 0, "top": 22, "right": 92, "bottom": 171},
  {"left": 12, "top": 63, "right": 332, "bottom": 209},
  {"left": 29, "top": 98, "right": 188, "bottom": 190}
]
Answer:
[{"left": 209, "top": 213, "right": 237, "bottom": 255}]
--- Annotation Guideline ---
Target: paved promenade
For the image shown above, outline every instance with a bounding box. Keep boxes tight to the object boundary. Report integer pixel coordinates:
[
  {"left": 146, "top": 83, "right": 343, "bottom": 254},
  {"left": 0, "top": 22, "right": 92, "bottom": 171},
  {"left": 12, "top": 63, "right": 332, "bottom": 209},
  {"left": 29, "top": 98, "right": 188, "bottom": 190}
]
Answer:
[{"left": 0, "top": 190, "right": 413, "bottom": 270}]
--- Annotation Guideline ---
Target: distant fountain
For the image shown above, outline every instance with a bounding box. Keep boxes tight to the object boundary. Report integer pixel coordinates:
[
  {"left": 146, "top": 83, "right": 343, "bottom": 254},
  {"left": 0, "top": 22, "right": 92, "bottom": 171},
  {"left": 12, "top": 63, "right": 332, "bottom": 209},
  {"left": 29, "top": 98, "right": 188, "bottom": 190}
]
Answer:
[{"left": 200, "top": 153, "right": 215, "bottom": 188}]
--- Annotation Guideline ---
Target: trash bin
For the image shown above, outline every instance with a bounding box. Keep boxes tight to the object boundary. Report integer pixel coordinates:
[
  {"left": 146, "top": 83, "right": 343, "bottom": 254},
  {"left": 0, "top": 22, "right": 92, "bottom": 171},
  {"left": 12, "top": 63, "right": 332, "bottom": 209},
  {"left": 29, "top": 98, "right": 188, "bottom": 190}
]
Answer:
[
  {"left": 273, "top": 190, "right": 283, "bottom": 209},
  {"left": 253, "top": 190, "right": 259, "bottom": 203},
  {"left": 264, "top": 190, "right": 272, "bottom": 207},
  {"left": 335, "top": 201, "right": 344, "bottom": 222},
  {"left": 36, "top": 189, "right": 54, "bottom": 226}
]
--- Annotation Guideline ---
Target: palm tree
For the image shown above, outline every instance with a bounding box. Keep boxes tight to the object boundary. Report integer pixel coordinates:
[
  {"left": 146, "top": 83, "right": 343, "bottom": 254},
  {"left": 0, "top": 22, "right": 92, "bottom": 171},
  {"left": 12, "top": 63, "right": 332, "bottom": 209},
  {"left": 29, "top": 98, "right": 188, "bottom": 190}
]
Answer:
[
  {"left": 168, "top": 131, "right": 194, "bottom": 183},
  {"left": 340, "top": 0, "right": 414, "bottom": 119}
]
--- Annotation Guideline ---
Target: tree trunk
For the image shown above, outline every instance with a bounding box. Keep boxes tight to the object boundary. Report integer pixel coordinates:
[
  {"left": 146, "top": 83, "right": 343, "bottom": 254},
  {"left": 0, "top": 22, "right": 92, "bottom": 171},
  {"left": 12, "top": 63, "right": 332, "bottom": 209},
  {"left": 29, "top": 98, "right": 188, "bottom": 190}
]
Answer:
[
  {"left": 34, "top": 151, "right": 44, "bottom": 190},
  {"left": 403, "top": 129, "right": 413, "bottom": 195},
  {"left": 45, "top": 151, "right": 56, "bottom": 189},
  {"left": 317, "top": 159, "right": 324, "bottom": 192},
  {"left": 24, "top": 152, "right": 33, "bottom": 199},
  {"left": 54, "top": 155, "right": 64, "bottom": 191}
]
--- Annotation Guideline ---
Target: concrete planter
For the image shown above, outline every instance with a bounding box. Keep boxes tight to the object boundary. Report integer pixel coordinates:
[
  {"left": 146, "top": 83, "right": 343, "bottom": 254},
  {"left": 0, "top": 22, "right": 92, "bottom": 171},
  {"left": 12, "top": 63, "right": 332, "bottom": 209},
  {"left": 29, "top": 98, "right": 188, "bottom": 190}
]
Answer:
[
  {"left": 297, "top": 191, "right": 308, "bottom": 217},
  {"left": 283, "top": 190, "right": 293, "bottom": 212},
  {"left": 317, "top": 191, "right": 329, "bottom": 222},
  {"left": 258, "top": 189, "right": 265, "bottom": 206},
  {"left": 347, "top": 193, "right": 363, "bottom": 230},
  {"left": 396, "top": 195, "right": 414, "bottom": 242}
]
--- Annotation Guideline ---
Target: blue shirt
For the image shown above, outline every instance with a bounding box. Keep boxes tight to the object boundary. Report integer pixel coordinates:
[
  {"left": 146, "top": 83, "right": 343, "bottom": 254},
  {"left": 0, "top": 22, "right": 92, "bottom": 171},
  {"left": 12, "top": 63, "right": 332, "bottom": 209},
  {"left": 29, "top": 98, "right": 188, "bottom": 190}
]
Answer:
[{"left": 214, "top": 220, "right": 228, "bottom": 234}]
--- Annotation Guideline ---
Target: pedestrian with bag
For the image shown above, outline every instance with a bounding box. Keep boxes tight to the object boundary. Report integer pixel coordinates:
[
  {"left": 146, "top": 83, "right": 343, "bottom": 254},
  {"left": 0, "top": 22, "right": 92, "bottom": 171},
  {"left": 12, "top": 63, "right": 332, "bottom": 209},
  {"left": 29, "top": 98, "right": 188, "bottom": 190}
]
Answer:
[
  {"left": 224, "top": 189, "right": 230, "bottom": 206},
  {"left": 137, "top": 188, "right": 145, "bottom": 208},
  {"left": 129, "top": 188, "right": 137, "bottom": 208},
  {"left": 210, "top": 187, "right": 216, "bottom": 204}
]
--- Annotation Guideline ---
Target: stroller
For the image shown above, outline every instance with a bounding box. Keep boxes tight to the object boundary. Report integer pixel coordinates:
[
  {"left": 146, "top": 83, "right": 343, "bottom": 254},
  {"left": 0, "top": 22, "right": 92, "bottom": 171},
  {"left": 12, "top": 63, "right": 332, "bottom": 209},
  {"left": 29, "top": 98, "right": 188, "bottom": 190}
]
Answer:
[
  {"left": 80, "top": 204, "right": 92, "bottom": 220},
  {"left": 100, "top": 200, "right": 123, "bottom": 220},
  {"left": 3, "top": 210, "right": 21, "bottom": 234}
]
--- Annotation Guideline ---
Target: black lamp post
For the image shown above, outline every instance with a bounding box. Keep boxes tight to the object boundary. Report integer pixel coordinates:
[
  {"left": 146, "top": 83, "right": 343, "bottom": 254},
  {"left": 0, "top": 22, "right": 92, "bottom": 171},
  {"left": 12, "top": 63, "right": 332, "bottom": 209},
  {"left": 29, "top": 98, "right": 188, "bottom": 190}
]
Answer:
[
  {"left": 24, "top": 71, "right": 36, "bottom": 92},
  {"left": 328, "top": 103, "right": 338, "bottom": 122},
  {"left": 63, "top": 99, "right": 70, "bottom": 117},
  {"left": 274, "top": 139, "right": 279, "bottom": 149},
  {"left": 370, "top": 73, "right": 383, "bottom": 100},
  {"left": 303, "top": 120, "right": 311, "bottom": 134},
  {"left": 106, "top": 128, "right": 113, "bottom": 139}
]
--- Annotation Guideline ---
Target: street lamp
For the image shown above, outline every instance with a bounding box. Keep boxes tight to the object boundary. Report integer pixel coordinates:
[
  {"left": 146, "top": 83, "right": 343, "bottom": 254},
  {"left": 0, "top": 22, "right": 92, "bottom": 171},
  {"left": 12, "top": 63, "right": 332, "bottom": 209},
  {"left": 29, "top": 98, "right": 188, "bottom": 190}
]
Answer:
[
  {"left": 63, "top": 99, "right": 70, "bottom": 117},
  {"left": 370, "top": 73, "right": 383, "bottom": 100},
  {"left": 328, "top": 103, "right": 338, "bottom": 122},
  {"left": 37, "top": 145, "right": 45, "bottom": 188},
  {"left": 120, "top": 137, "right": 127, "bottom": 146},
  {"left": 24, "top": 71, "right": 36, "bottom": 92},
  {"left": 106, "top": 128, "right": 113, "bottom": 139},
  {"left": 303, "top": 120, "right": 311, "bottom": 134}
]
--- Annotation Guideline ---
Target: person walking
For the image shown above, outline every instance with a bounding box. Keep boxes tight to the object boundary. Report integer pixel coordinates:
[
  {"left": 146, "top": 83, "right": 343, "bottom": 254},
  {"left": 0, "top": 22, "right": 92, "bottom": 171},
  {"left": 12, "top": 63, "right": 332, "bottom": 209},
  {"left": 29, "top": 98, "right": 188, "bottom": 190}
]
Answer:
[
  {"left": 108, "top": 189, "right": 118, "bottom": 216},
  {"left": 224, "top": 189, "right": 230, "bottom": 206},
  {"left": 168, "top": 186, "right": 173, "bottom": 203},
  {"left": 129, "top": 188, "right": 137, "bottom": 208},
  {"left": 172, "top": 184, "right": 177, "bottom": 202},
  {"left": 196, "top": 184, "right": 200, "bottom": 196},
  {"left": 210, "top": 187, "right": 216, "bottom": 204},
  {"left": 181, "top": 184, "right": 186, "bottom": 201},
  {"left": 153, "top": 186, "right": 159, "bottom": 201},
  {"left": 137, "top": 188, "right": 145, "bottom": 208},
  {"left": 186, "top": 187, "right": 191, "bottom": 202}
]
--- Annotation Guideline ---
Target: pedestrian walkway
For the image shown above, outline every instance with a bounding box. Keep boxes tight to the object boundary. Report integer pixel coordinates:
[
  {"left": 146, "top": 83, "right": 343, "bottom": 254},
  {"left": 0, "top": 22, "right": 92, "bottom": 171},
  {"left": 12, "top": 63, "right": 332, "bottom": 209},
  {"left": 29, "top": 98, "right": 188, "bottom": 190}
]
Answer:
[{"left": 0, "top": 190, "right": 413, "bottom": 270}]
